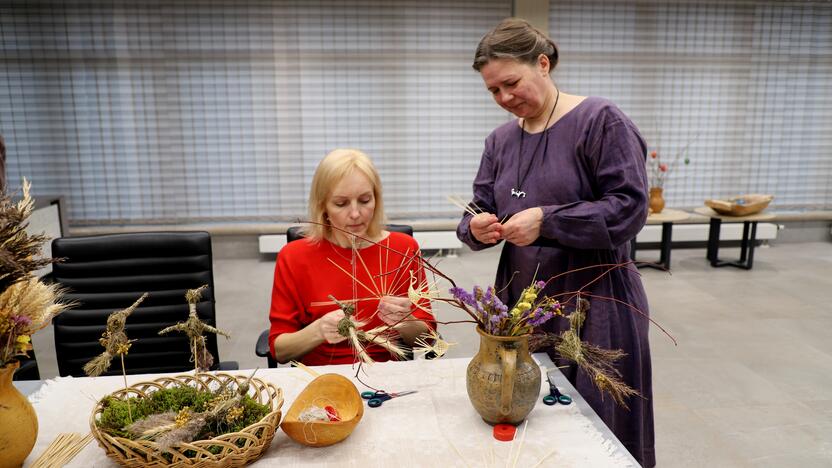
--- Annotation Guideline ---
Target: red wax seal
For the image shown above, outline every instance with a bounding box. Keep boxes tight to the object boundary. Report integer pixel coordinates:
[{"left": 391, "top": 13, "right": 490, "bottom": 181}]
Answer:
[
  {"left": 324, "top": 405, "right": 340, "bottom": 421},
  {"left": 493, "top": 423, "right": 516, "bottom": 441}
]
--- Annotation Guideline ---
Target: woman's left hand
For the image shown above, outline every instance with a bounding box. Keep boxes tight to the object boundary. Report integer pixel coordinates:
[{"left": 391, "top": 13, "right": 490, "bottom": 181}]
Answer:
[
  {"left": 501, "top": 207, "right": 543, "bottom": 246},
  {"left": 378, "top": 295, "right": 413, "bottom": 326}
]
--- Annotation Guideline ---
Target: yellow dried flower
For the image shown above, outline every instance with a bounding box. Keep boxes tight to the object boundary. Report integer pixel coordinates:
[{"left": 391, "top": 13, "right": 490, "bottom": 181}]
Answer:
[
  {"left": 225, "top": 406, "right": 244, "bottom": 424},
  {"left": 115, "top": 342, "right": 132, "bottom": 355},
  {"left": 175, "top": 407, "right": 192, "bottom": 427}
]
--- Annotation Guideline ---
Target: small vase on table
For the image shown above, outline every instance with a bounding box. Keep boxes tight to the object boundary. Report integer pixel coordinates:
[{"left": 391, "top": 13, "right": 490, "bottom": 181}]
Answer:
[{"left": 649, "top": 187, "right": 665, "bottom": 214}]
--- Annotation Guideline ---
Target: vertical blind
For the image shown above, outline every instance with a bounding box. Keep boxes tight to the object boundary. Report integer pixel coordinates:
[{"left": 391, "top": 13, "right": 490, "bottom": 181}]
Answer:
[
  {"left": 1, "top": 0, "right": 511, "bottom": 225},
  {"left": 3, "top": 1, "right": 830, "bottom": 227},
  {"left": 551, "top": 0, "right": 832, "bottom": 209}
]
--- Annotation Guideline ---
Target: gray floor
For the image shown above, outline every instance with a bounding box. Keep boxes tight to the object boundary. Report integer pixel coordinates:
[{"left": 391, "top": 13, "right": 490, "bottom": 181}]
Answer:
[{"left": 30, "top": 241, "right": 832, "bottom": 467}]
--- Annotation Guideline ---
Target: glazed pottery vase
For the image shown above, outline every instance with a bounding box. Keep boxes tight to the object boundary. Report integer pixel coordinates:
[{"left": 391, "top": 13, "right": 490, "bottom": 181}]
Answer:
[
  {"left": 649, "top": 187, "right": 665, "bottom": 214},
  {"left": 0, "top": 361, "right": 38, "bottom": 468},
  {"left": 466, "top": 327, "right": 541, "bottom": 425}
]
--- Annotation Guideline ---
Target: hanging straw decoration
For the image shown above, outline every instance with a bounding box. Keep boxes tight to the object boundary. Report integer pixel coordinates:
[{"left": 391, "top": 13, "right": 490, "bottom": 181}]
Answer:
[
  {"left": 412, "top": 329, "right": 454, "bottom": 359},
  {"left": 554, "top": 298, "right": 639, "bottom": 407}
]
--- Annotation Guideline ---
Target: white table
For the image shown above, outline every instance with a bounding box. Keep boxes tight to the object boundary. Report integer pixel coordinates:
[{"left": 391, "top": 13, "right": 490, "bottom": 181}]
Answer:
[{"left": 24, "top": 356, "right": 638, "bottom": 467}]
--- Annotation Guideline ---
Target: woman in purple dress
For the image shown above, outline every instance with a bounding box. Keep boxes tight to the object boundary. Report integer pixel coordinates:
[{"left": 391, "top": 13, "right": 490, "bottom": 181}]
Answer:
[{"left": 456, "top": 18, "right": 654, "bottom": 467}]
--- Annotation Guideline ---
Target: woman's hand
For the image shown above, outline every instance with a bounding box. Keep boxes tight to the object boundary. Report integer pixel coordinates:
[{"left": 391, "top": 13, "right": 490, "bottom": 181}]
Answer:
[
  {"left": 378, "top": 295, "right": 413, "bottom": 326},
  {"left": 502, "top": 207, "right": 543, "bottom": 246},
  {"left": 470, "top": 212, "right": 503, "bottom": 244},
  {"left": 315, "top": 309, "right": 348, "bottom": 344}
]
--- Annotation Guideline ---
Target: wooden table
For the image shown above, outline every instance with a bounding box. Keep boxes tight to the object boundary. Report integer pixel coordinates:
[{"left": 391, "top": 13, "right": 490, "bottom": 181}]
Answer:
[
  {"left": 631, "top": 208, "right": 690, "bottom": 270},
  {"left": 23, "top": 356, "right": 639, "bottom": 467},
  {"left": 694, "top": 207, "right": 776, "bottom": 270}
]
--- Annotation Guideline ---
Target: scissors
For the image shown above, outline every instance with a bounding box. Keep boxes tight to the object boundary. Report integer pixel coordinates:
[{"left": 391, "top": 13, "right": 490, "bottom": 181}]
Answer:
[
  {"left": 543, "top": 371, "right": 572, "bottom": 406},
  {"left": 361, "top": 390, "right": 418, "bottom": 408}
]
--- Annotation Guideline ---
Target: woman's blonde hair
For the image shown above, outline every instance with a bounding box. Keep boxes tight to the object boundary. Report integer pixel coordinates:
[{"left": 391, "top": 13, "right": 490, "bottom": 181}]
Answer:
[{"left": 304, "top": 148, "right": 386, "bottom": 242}]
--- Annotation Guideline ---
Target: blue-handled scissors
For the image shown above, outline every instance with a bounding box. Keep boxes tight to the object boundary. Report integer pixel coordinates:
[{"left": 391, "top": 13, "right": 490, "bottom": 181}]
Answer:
[
  {"left": 361, "top": 390, "right": 418, "bottom": 408},
  {"left": 543, "top": 371, "right": 572, "bottom": 406}
]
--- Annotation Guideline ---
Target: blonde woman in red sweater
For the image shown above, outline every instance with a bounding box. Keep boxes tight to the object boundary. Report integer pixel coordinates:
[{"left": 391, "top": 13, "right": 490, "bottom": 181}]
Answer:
[{"left": 268, "top": 149, "right": 434, "bottom": 366}]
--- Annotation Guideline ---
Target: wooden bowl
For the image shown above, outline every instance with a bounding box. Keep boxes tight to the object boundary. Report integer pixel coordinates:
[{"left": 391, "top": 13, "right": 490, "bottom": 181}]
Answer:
[
  {"left": 705, "top": 194, "right": 774, "bottom": 217},
  {"left": 280, "top": 373, "right": 364, "bottom": 447}
]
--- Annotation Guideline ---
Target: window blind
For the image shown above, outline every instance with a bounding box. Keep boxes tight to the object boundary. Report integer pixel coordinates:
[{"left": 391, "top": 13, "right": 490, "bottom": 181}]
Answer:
[
  {"left": 4, "top": 1, "right": 829, "bottom": 227},
  {"left": 1, "top": 0, "right": 511, "bottom": 225},
  {"left": 550, "top": 0, "right": 832, "bottom": 209}
]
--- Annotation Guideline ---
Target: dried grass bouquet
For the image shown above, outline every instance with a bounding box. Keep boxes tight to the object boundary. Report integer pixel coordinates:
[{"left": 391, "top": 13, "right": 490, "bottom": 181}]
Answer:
[{"left": 0, "top": 179, "right": 71, "bottom": 368}]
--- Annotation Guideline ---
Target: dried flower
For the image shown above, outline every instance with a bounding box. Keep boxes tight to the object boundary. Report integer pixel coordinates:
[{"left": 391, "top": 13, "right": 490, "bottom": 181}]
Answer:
[
  {"left": 647, "top": 134, "right": 698, "bottom": 189},
  {"left": 450, "top": 280, "right": 560, "bottom": 336},
  {"left": 0, "top": 179, "right": 72, "bottom": 367}
]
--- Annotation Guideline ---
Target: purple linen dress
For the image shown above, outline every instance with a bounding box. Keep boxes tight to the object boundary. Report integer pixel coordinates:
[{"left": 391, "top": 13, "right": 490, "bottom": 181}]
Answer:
[{"left": 457, "top": 97, "right": 655, "bottom": 467}]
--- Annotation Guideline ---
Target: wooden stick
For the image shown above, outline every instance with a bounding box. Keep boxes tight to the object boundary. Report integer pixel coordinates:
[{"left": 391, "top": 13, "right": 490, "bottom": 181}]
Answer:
[
  {"left": 355, "top": 247, "right": 381, "bottom": 298},
  {"left": 31, "top": 432, "right": 92, "bottom": 468},
  {"left": 446, "top": 195, "right": 480, "bottom": 217},
  {"left": 326, "top": 258, "right": 377, "bottom": 299},
  {"left": 531, "top": 448, "right": 557, "bottom": 467},
  {"left": 510, "top": 420, "right": 529, "bottom": 468},
  {"left": 289, "top": 360, "right": 320, "bottom": 378}
]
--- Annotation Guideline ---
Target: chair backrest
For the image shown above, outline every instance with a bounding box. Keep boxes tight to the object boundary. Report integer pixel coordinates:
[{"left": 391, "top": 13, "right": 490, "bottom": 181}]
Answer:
[
  {"left": 285, "top": 224, "right": 414, "bottom": 243},
  {"left": 51, "top": 232, "right": 221, "bottom": 377}
]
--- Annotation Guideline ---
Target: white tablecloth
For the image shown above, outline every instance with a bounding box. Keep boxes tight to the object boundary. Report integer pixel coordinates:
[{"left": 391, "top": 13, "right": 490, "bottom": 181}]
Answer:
[{"left": 26, "top": 357, "right": 636, "bottom": 467}]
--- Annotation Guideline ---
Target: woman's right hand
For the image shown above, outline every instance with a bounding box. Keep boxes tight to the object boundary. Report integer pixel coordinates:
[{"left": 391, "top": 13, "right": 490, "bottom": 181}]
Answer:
[
  {"left": 470, "top": 212, "right": 503, "bottom": 244},
  {"left": 315, "top": 309, "right": 348, "bottom": 344}
]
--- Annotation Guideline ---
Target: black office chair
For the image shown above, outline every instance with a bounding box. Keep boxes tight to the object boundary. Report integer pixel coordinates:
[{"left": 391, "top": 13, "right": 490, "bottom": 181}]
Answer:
[
  {"left": 51, "top": 232, "right": 237, "bottom": 377},
  {"left": 255, "top": 224, "right": 414, "bottom": 367},
  {"left": 13, "top": 350, "right": 40, "bottom": 381}
]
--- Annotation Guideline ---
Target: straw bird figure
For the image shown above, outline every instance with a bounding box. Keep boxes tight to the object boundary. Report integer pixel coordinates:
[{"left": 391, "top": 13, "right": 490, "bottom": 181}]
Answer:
[
  {"left": 84, "top": 293, "right": 148, "bottom": 377},
  {"left": 158, "top": 285, "right": 230, "bottom": 372}
]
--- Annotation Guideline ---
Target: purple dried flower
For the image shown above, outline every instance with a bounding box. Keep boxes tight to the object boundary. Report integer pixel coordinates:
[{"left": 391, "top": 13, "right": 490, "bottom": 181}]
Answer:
[
  {"left": 12, "top": 315, "right": 32, "bottom": 327},
  {"left": 450, "top": 287, "right": 475, "bottom": 307},
  {"left": 473, "top": 285, "right": 484, "bottom": 301},
  {"left": 528, "top": 309, "right": 554, "bottom": 327}
]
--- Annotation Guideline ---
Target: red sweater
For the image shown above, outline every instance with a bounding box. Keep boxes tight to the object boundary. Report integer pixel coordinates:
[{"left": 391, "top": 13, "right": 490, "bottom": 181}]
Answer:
[{"left": 268, "top": 231, "right": 434, "bottom": 366}]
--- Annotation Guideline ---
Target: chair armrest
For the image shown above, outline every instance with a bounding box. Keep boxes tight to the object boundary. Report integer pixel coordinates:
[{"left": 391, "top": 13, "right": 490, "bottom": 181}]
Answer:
[
  {"left": 255, "top": 329, "right": 271, "bottom": 357},
  {"left": 255, "top": 329, "right": 278, "bottom": 368}
]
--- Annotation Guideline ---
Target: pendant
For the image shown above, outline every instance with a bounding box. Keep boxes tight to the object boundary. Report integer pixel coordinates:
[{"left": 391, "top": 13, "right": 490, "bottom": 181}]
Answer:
[{"left": 511, "top": 188, "right": 526, "bottom": 198}]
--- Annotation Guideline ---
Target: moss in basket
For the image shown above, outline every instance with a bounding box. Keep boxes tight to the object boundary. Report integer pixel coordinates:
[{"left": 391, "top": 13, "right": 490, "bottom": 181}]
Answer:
[{"left": 97, "top": 385, "right": 269, "bottom": 442}]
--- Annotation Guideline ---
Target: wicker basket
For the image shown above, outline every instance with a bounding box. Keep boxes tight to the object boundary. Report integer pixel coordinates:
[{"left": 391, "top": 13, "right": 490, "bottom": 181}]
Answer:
[
  {"left": 705, "top": 194, "right": 774, "bottom": 217},
  {"left": 90, "top": 372, "right": 283, "bottom": 468}
]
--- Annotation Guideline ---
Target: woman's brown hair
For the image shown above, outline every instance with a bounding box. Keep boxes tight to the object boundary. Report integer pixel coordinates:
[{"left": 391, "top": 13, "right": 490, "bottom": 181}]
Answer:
[{"left": 473, "top": 18, "right": 559, "bottom": 72}]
